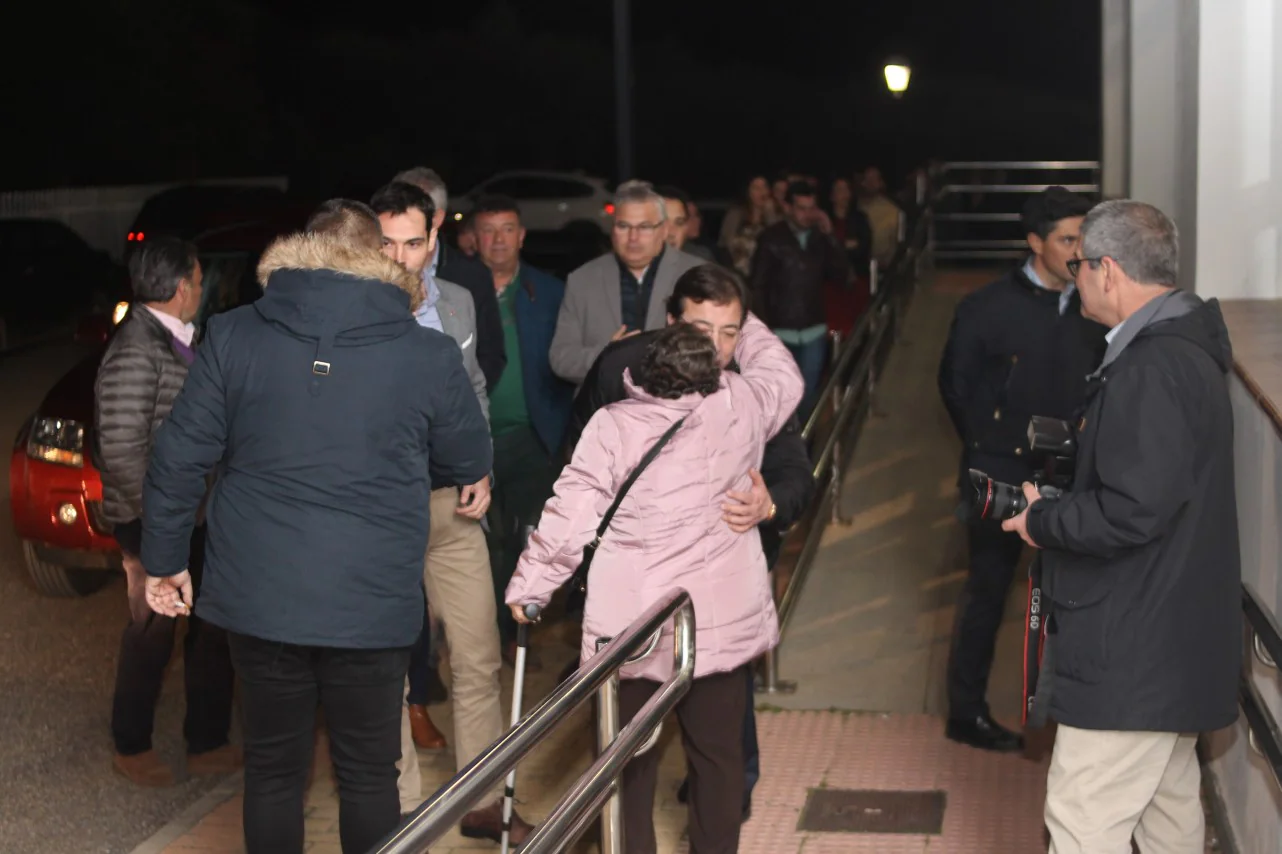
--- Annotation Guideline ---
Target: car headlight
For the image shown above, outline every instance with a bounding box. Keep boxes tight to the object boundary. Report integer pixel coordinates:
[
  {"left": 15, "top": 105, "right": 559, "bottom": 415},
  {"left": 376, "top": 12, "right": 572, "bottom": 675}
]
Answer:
[
  {"left": 27, "top": 416, "right": 85, "bottom": 468},
  {"left": 113, "top": 301, "right": 130, "bottom": 325}
]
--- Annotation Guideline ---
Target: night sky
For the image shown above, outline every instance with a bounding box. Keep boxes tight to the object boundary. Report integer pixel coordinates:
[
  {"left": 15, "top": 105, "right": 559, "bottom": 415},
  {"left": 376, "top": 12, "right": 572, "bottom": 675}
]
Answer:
[{"left": 4, "top": 0, "right": 1100, "bottom": 197}]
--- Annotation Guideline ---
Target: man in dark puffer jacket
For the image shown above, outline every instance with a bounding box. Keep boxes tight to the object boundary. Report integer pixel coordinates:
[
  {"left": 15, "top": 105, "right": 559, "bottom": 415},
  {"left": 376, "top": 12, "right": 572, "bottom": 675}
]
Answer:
[
  {"left": 94, "top": 236, "right": 238, "bottom": 787},
  {"left": 141, "top": 202, "right": 493, "bottom": 854}
]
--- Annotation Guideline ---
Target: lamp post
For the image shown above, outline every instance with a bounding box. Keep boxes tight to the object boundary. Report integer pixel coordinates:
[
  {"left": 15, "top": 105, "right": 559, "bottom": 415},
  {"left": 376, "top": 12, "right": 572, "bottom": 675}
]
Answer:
[
  {"left": 884, "top": 60, "right": 912, "bottom": 99},
  {"left": 613, "top": 0, "right": 634, "bottom": 182}
]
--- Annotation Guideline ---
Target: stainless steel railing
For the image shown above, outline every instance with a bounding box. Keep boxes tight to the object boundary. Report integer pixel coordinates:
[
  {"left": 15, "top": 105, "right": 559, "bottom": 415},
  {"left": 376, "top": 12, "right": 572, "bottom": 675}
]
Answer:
[
  {"left": 368, "top": 588, "right": 696, "bottom": 854},
  {"left": 760, "top": 190, "right": 935, "bottom": 695},
  {"left": 1241, "top": 583, "right": 1282, "bottom": 789},
  {"left": 929, "top": 161, "right": 1101, "bottom": 261}
]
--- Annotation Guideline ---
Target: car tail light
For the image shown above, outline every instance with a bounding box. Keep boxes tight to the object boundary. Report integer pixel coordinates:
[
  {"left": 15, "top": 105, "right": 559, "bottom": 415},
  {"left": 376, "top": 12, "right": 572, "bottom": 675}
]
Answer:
[
  {"left": 27, "top": 417, "right": 85, "bottom": 468},
  {"left": 127, "top": 231, "right": 145, "bottom": 242}
]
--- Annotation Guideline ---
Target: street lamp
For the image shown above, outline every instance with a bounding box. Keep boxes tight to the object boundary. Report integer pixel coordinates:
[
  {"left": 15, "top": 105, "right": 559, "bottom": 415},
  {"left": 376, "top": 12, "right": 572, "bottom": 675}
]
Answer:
[{"left": 884, "top": 60, "right": 911, "bottom": 98}]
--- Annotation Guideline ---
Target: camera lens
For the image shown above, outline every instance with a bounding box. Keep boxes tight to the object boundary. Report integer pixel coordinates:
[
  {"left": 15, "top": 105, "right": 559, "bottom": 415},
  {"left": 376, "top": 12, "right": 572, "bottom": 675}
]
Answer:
[{"left": 966, "top": 469, "right": 1028, "bottom": 521}]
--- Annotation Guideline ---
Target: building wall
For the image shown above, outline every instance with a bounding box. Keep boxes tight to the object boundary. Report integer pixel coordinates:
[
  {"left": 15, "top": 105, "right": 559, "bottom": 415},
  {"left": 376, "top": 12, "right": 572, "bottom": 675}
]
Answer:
[
  {"left": 1195, "top": 0, "right": 1282, "bottom": 300},
  {"left": 1202, "top": 375, "right": 1282, "bottom": 854}
]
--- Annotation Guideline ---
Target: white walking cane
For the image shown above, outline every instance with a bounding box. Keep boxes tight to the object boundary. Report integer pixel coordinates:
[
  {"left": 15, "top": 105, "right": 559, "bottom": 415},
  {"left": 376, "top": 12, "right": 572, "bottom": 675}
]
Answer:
[{"left": 501, "top": 602, "right": 541, "bottom": 854}]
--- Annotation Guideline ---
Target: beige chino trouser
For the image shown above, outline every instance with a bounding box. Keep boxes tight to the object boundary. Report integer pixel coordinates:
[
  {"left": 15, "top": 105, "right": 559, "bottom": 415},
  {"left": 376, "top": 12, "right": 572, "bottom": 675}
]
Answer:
[
  {"left": 1045, "top": 724, "right": 1204, "bottom": 854},
  {"left": 397, "top": 488, "right": 505, "bottom": 813}
]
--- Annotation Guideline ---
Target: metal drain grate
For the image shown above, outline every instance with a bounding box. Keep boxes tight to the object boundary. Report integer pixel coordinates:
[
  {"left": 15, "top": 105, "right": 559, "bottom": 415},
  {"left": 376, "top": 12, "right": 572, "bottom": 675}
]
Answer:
[{"left": 797, "top": 788, "right": 947, "bottom": 834}]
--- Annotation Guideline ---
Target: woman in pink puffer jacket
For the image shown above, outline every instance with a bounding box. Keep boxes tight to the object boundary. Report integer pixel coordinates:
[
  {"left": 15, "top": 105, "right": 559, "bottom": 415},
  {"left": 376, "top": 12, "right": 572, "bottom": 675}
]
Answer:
[{"left": 506, "top": 309, "right": 802, "bottom": 854}]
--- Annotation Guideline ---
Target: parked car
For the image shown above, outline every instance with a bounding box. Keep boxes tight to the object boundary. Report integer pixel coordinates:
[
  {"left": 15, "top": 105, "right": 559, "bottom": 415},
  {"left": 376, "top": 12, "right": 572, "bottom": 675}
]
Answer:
[
  {"left": 123, "top": 184, "right": 297, "bottom": 257},
  {"left": 450, "top": 170, "right": 615, "bottom": 235},
  {"left": 0, "top": 218, "right": 129, "bottom": 354},
  {"left": 9, "top": 207, "right": 300, "bottom": 596}
]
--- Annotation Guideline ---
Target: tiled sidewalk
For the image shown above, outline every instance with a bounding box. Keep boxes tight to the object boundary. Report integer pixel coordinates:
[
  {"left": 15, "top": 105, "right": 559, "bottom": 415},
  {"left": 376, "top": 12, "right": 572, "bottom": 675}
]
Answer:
[{"left": 150, "top": 707, "right": 1055, "bottom": 854}]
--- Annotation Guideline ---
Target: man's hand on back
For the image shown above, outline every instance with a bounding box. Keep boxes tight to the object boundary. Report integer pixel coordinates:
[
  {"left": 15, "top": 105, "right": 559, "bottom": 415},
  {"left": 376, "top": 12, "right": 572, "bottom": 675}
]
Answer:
[
  {"left": 723, "top": 469, "right": 774, "bottom": 533},
  {"left": 610, "top": 325, "right": 641, "bottom": 343}
]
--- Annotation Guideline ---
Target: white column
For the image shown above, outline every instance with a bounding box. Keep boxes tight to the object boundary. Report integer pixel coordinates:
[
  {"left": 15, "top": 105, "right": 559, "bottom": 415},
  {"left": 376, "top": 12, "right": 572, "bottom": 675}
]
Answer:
[
  {"left": 1100, "top": 0, "right": 1131, "bottom": 199},
  {"left": 1194, "top": 0, "right": 1282, "bottom": 301}
]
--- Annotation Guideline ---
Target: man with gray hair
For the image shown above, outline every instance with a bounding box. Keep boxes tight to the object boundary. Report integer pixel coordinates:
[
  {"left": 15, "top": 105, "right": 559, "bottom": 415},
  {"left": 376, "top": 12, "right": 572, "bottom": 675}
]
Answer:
[
  {"left": 550, "top": 179, "right": 706, "bottom": 383},
  {"left": 395, "top": 167, "right": 506, "bottom": 390},
  {"left": 1002, "top": 200, "right": 1240, "bottom": 853}
]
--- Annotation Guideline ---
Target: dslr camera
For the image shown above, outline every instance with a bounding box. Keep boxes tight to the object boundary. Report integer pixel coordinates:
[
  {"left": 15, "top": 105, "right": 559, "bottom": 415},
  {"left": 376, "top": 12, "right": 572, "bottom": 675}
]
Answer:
[{"left": 968, "top": 415, "right": 1075, "bottom": 521}]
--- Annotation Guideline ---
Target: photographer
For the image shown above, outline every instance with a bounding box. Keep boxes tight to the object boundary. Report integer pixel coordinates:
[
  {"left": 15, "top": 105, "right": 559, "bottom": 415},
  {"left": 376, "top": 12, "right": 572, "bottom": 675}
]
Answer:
[
  {"left": 1002, "top": 200, "right": 1240, "bottom": 853},
  {"left": 937, "top": 186, "right": 1106, "bottom": 752}
]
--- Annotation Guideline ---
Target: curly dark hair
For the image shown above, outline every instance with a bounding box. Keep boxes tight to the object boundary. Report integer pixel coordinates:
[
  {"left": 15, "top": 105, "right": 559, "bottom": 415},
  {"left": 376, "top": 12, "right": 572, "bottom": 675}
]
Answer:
[{"left": 639, "top": 323, "right": 722, "bottom": 400}]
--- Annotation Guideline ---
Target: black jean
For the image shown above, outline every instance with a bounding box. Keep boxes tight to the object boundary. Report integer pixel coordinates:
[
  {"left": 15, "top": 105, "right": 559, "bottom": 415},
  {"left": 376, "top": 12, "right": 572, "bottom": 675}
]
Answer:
[
  {"left": 406, "top": 594, "right": 434, "bottom": 706},
  {"left": 227, "top": 632, "right": 411, "bottom": 854},
  {"left": 110, "top": 525, "right": 235, "bottom": 756},
  {"left": 945, "top": 520, "right": 1026, "bottom": 720},
  {"left": 487, "top": 427, "right": 558, "bottom": 644}
]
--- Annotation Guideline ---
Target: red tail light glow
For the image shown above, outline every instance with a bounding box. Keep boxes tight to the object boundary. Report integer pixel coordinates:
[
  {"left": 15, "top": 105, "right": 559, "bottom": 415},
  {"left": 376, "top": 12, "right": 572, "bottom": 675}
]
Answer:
[
  {"left": 604, "top": 203, "right": 615, "bottom": 216},
  {"left": 127, "top": 232, "right": 145, "bottom": 241}
]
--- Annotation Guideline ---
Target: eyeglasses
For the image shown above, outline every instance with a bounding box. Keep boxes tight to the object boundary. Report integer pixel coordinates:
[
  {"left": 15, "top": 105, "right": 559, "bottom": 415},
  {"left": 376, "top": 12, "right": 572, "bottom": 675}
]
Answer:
[
  {"left": 613, "top": 221, "right": 662, "bottom": 235},
  {"left": 1066, "top": 256, "right": 1105, "bottom": 279}
]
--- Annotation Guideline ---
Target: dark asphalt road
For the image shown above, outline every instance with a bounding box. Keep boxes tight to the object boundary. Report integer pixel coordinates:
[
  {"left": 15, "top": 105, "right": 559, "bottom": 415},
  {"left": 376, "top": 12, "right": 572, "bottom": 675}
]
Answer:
[{"left": 0, "top": 342, "right": 232, "bottom": 854}]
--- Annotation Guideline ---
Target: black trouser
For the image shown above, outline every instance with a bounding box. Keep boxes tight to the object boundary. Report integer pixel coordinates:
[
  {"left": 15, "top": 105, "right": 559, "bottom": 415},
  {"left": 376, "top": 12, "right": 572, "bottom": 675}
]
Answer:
[
  {"left": 405, "top": 594, "right": 435, "bottom": 706},
  {"left": 110, "top": 525, "right": 234, "bottom": 756},
  {"left": 621, "top": 667, "right": 747, "bottom": 854},
  {"left": 487, "top": 426, "right": 558, "bottom": 644},
  {"left": 227, "top": 632, "right": 411, "bottom": 854},
  {"left": 945, "top": 520, "right": 1026, "bottom": 720}
]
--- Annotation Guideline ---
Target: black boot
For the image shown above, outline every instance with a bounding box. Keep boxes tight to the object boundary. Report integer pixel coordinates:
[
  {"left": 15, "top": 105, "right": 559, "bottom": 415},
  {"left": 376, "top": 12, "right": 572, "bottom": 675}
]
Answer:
[{"left": 945, "top": 715, "right": 1024, "bottom": 752}]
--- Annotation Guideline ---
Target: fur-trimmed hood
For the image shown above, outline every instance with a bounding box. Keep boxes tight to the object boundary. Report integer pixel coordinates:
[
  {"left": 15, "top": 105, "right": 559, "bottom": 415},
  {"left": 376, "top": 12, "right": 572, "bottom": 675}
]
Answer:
[
  {"left": 256, "top": 231, "right": 424, "bottom": 313},
  {"left": 250, "top": 233, "right": 425, "bottom": 374}
]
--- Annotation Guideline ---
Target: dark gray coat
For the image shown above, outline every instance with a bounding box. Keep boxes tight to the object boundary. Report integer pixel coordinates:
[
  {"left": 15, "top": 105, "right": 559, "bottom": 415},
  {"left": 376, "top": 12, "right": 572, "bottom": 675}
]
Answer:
[
  {"left": 1027, "top": 292, "right": 1241, "bottom": 733},
  {"left": 93, "top": 306, "right": 192, "bottom": 526}
]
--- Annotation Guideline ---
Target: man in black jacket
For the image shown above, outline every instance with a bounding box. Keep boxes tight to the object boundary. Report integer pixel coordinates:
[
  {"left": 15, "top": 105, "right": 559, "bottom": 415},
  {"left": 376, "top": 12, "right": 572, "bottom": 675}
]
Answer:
[
  {"left": 1002, "top": 200, "right": 1239, "bottom": 852},
  {"left": 95, "top": 237, "right": 237, "bottom": 787},
  {"left": 395, "top": 166, "right": 506, "bottom": 391},
  {"left": 142, "top": 205, "right": 492, "bottom": 854},
  {"left": 936, "top": 186, "right": 1105, "bottom": 752},
  {"left": 565, "top": 264, "right": 815, "bottom": 822},
  {"left": 748, "top": 180, "right": 849, "bottom": 419}
]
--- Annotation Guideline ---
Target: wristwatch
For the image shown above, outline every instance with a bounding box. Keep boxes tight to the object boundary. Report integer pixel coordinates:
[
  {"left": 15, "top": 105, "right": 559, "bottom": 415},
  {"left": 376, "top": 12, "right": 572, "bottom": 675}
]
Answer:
[{"left": 766, "top": 502, "right": 778, "bottom": 523}]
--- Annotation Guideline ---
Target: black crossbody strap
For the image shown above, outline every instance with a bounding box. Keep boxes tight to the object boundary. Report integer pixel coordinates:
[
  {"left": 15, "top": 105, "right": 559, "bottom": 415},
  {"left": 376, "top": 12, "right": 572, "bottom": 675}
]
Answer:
[{"left": 591, "top": 417, "right": 686, "bottom": 546}]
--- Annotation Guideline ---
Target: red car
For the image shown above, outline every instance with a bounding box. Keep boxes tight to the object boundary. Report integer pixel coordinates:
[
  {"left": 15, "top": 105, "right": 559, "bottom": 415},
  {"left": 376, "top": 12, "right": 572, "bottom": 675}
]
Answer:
[{"left": 9, "top": 207, "right": 301, "bottom": 596}]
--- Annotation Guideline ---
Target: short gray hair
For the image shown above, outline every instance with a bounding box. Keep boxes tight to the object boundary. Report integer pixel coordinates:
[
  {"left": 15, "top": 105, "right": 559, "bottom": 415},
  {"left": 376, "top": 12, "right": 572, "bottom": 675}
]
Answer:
[
  {"left": 613, "top": 180, "right": 667, "bottom": 222},
  {"left": 1081, "top": 200, "right": 1179, "bottom": 286},
  {"left": 393, "top": 166, "right": 448, "bottom": 212}
]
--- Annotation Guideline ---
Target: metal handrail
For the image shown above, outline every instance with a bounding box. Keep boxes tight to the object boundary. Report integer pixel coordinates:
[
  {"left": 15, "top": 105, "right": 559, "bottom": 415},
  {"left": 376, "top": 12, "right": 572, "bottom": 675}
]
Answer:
[
  {"left": 941, "top": 160, "right": 1101, "bottom": 170},
  {"left": 1240, "top": 582, "right": 1282, "bottom": 789},
  {"left": 928, "top": 161, "right": 1101, "bottom": 262},
  {"left": 1244, "top": 583, "right": 1282, "bottom": 669},
  {"left": 370, "top": 589, "right": 696, "bottom": 854}
]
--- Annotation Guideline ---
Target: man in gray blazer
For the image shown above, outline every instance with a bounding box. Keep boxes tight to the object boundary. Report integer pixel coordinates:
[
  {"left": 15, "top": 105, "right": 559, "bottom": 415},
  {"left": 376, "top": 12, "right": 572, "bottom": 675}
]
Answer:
[
  {"left": 372, "top": 182, "right": 532, "bottom": 842},
  {"left": 550, "top": 180, "right": 707, "bottom": 384}
]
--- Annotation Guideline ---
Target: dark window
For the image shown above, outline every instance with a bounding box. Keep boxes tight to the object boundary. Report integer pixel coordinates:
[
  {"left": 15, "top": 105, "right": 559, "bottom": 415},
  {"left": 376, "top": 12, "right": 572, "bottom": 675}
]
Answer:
[{"left": 481, "top": 176, "right": 594, "bottom": 200}]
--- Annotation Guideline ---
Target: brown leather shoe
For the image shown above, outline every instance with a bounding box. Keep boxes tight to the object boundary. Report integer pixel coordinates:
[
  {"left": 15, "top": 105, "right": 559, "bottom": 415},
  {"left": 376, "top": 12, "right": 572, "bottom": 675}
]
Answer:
[
  {"left": 409, "top": 704, "right": 447, "bottom": 750},
  {"left": 113, "top": 750, "right": 175, "bottom": 787},
  {"left": 187, "top": 744, "right": 243, "bottom": 776},
  {"left": 460, "top": 799, "right": 534, "bottom": 845}
]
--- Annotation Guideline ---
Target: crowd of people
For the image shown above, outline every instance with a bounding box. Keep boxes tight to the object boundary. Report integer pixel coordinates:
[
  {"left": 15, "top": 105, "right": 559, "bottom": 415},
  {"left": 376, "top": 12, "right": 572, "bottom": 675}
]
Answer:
[
  {"left": 97, "top": 164, "right": 905, "bottom": 853},
  {"left": 91, "top": 157, "right": 1240, "bottom": 854}
]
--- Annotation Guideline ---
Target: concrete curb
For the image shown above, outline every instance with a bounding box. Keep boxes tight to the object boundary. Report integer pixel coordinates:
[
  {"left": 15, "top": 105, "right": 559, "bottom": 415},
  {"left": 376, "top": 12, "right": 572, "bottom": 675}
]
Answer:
[{"left": 127, "top": 772, "right": 243, "bottom": 854}]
